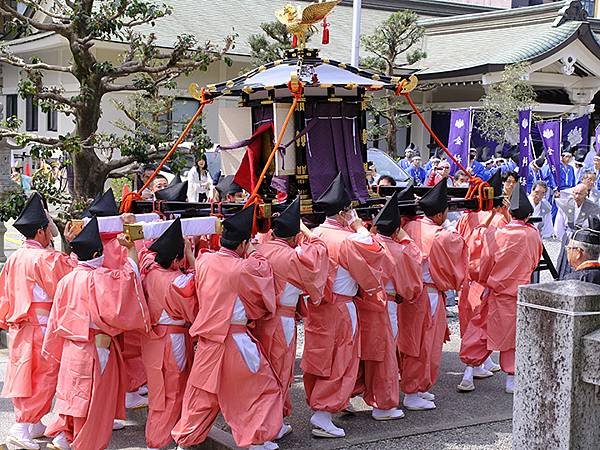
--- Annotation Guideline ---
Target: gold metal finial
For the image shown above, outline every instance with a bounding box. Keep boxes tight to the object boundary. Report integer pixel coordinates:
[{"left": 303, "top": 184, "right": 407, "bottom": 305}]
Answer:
[
  {"left": 188, "top": 83, "right": 204, "bottom": 100},
  {"left": 397, "top": 75, "right": 419, "bottom": 94},
  {"left": 275, "top": 1, "right": 340, "bottom": 50}
]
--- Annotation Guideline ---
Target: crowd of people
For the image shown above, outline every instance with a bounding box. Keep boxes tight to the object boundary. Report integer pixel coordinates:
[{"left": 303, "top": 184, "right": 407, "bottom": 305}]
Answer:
[{"left": 1, "top": 155, "right": 599, "bottom": 450}]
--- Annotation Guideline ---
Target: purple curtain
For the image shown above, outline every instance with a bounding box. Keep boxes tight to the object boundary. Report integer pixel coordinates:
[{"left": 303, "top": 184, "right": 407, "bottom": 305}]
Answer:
[
  {"left": 304, "top": 102, "right": 368, "bottom": 202},
  {"left": 252, "top": 105, "right": 274, "bottom": 130}
]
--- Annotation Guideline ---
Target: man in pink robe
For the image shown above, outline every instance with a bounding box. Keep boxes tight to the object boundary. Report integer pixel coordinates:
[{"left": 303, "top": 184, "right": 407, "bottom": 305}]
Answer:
[
  {"left": 171, "top": 205, "right": 284, "bottom": 450},
  {"left": 85, "top": 189, "right": 148, "bottom": 408},
  {"left": 455, "top": 171, "right": 507, "bottom": 380},
  {"left": 353, "top": 193, "right": 423, "bottom": 420},
  {"left": 459, "top": 185, "right": 542, "bottom": 393},
  {"left": 139, "top": 218, "right": 198, "bottom": 450},
  {"left": 303, "top": 174, "right": 383, "bottom": 438},
  {"left": 0, "top": 193, "right": 76, "bottom": 449},
  {"left": 43, "top": 217, "right": 150, "bottom": 450},
  {"left": 254, "top": 198, "right": 328, "bottom": 431},
  {"left": 400, "top": 181, "right": 467, "bottom": 410}
]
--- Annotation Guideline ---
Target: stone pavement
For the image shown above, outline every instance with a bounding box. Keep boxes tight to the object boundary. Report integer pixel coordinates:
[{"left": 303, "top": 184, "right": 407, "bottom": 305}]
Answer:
[{"left": 0, "top": 228, "right": 560, "bottom": 449}]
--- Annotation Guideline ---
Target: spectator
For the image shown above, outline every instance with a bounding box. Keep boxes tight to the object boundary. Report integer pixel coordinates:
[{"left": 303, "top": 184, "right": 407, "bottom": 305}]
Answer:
[
  {"left": 399, "top": 147, "right": 415, "bottom": 170},
  {"left": 425, "top": 160, "right": 451, "bottom": 187},
  {"left": 528, "top": 181, "right": 553, "bottom": 238},
  {"left": 12, "top": 165, "right": 32, "bottom": 194},
  {"left": 187, "top": 154, "right": 214, "bottom": 202},
  {"left": 152, "top": 174, "right": 169, "bottom": 193},
  {"left": 578, "top": 169, "right": 600, "bottom": 204},
  {"left": 376, "top": 175, "right": 396, "bottom": 195},
  {"left": 563, "top": 225, "right": 600, "bottom": 283},
  {"left": 407, "top": 156, "right": 426, "bottom": 186},
  {"left": 454, "top": 170, "right": 469, "bottom": 188},
  {"left": 503, "top": 171, "right": 519, "bottom": 198}
]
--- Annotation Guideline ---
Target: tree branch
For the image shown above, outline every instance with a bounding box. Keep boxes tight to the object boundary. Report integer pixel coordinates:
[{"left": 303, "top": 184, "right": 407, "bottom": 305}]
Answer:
[
  {"left": 0, "top": 53, "right": 73, "bottom": 74},
  {"left": 22, "top": 0, "right": 69, "bottom": 20},
  {"left": 105, "top": 148, "right": 164, "bottom": 172},
  {"left": 0, "top": 0, "right": 69, "bottom": 34},
  {"left": 0, "top": 130, "right": 60, "bottom": 146}
]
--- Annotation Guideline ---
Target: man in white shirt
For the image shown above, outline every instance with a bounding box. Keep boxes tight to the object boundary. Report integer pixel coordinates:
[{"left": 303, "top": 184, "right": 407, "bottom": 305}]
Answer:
[
  {"left": 554, "top": 183, "right": 600, "bottom": 278},
  {"left": 528, "top": 181, "right": 553, "bottom": 238}
]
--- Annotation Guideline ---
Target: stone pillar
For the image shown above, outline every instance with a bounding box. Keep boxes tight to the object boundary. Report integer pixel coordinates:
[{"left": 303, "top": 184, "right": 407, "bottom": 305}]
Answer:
[{"left": 513, "top": 280, "right": 600, "bottom": 449}]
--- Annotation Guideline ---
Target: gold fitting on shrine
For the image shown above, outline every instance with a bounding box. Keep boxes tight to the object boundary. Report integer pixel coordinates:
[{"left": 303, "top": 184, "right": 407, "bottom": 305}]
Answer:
[
  {"left": 482, "top": 186, "right": 494, "bottom": 200},
  {"left": 261, "top": 203, "right": 272, "bottom": 219},
  {"left": 215, "top": 219, "right": 223, "bottom": 235},
  {"left": 124, "top": 223, "right": 144, "bottom": 241},
  {"left": 69, "top": 219, "right": 84, "bottom": 236}
]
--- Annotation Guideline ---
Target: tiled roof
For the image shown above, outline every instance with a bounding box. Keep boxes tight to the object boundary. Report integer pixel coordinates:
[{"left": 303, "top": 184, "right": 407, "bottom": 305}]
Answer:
[
  {"left": 408, "top": 0, "right": 600, "bottom": 78},
  {"left": 137, "top": 0, "right": 393, "bottom": 62}
]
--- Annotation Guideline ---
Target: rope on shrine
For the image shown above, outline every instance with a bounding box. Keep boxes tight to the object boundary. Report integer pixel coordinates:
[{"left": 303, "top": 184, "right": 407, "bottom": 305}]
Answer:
[
  {"left": 120, "top": 88, "right": 213, "bottom": 213},
  {"left": 398, "top": 83, "right": 493, "bottom": 212},
  {"left": 245, "top": 78, "right": 304, "bottom": 232}
]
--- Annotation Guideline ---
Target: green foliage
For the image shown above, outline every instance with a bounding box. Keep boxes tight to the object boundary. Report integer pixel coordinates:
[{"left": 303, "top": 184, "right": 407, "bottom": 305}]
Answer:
[
  {"left": 31, "top": 164, "right": 70, "bottom": 206},
  {"left": 0, "top": 0, "right": 234, "bottom": 200},
  {"left": 111, "top": 90, "right": 213, "bottom": 174},
  {"left": 248, "top": 21, "right": 311, "bottom": 67},
  {"left": 0, "top": 189, "right": 26, "bottom": 223},
  {"left": 360, "top": 10, "right": 425, "bottom": 153},
  {"left": 476, "top": 62, "right": 536, "bottom": 143},
  {"left": 361, "top": 11, "right": 425, "bottom": 75}
]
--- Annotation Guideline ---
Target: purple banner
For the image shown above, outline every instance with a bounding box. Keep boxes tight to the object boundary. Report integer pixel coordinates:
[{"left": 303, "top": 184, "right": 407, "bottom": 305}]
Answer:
[
  {"left": 537, "top": 120, "right": 562, "bottom": 187},
  {"left": 447, "top": 109, "right": 471, "bottom": 176},
  {"left": 518, "top": 109, "right": 532, "bottom": 184},
  {"left": 595, "top": 124, "right": 600, "bottom": 154},
  {"left": 563, "top": 115, "right": 589, "bottom": 152}
]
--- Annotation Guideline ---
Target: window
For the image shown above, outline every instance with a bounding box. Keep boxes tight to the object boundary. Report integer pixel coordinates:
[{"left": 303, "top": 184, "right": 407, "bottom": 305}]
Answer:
[
  {"left": 47, "top": 109, "right": 58, "bottom": 131},
  {"left": 139, "top": 97, "right": 199, "bottom": 139},
  {"left": 5, "top": 94, "right": 17, "bottom": 120},
  {"left": 25, "top": 95, "right": 37, "bottom": 131}
]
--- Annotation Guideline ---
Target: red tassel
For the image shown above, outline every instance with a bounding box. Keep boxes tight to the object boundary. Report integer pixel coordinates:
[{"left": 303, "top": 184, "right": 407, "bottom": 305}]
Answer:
[
  {"left": 322, "top": 19, "right": 329, "bottom": 45},
  {"left": 292, "top": 34, "right": 298, "bottom": 48}
]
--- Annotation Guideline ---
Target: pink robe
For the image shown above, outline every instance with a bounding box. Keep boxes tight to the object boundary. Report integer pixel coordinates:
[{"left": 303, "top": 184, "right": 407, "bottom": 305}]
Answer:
[
  {"left": 0, "top": 240, "right": 75, "bottom": 423},
  {"left": 101, "top": 233, "right": 148, "bottom": 392},
  {"left": 43, "top": 260, "right": 150, "bottom": 450},
  {"left": 302, "top": 219, "right": 383, "bottom": 412},
  {"left": 254, "top": 236, "right": 329, "bottom": 417},
  {"left": 460, "top": 219, "right": 542, "bottom": 372},
  {"left": 171, "top": 249, "right": 283, "bottom": 448},
  {"left": 353, "top": 234, "right": 423, "bottom": 409},
  {"left": 400, "top": 217, "right": 467, "bottom": 394},
  {"left": 456, "top": 211, "right": 508, "bottom": 336},
  {"left": 139, "top": 249, "right": 198, "bottom": 449}
]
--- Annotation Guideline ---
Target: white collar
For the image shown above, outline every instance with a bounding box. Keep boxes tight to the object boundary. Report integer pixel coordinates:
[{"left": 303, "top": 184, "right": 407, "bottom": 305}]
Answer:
[{"left": 79, "top": 255, "right": 104, "bottom": 269}]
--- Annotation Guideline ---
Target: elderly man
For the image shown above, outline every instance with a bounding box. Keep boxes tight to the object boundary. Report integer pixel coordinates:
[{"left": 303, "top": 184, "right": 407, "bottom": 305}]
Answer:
[
  {"left": 528, "top": 181, "right": 553, "bottom": 239},
  {"left": 563, "top": 224, "right": 600, "bottom": 284},
  {"left": 577, "top": 169, "right": 600, "bottom": 204},
  {"left": 425, "top": 160, "right": 451, "bottom": 187},
  {"left": 555, "top": 183, "right": 600, "bottom": 278}
]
